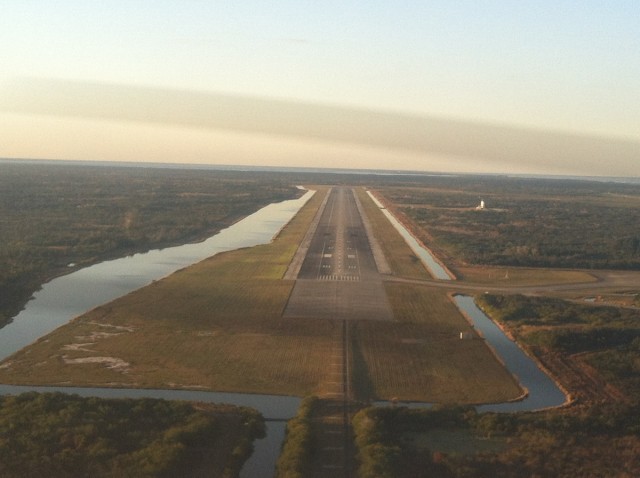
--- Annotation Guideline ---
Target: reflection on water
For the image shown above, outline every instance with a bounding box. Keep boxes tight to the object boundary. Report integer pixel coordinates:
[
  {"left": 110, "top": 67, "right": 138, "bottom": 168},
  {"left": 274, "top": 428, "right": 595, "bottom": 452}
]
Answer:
[
  {"left": 240, "top": 422, "right": 286, "bottom": 478},
  {"left": 0, "top": 191, "right": 313, "bottom": 478},
  {"left": 454, "top": 295, "right": 567, "bottom": 412},
  {"left": 0, "top": 188, "right": 569, "bottom": 475},
  {"left": 365, "top": 190, "right": 453, "bottom": 280},
  {"left": 0, "top": 190, "right": 314, "bottom": 361}
]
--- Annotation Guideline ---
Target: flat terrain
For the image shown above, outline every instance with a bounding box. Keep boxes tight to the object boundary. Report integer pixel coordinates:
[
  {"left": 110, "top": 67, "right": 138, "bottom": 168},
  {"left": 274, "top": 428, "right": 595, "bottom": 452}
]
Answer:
[
  {"left": 0, "top": 188, "right": 334, "bottom": 395},
  {"left": 0, "top": 184, "right": 521, "bottom": 404},
  {"left": 348, "top": 178, "right": 640, "bottom": 477},
  {"left": 4, "top": 175, "right": 635, "bottom": 404},
  {"left": 4, "top": 169, "right": 640, "bottom": 477}
]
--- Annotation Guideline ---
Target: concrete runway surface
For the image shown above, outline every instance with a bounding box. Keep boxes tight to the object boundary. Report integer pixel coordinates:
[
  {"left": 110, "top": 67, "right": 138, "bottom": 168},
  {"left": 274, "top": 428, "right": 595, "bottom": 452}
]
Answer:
[{"left": 283, "top": 187, "right": 393, "bottom": 321}]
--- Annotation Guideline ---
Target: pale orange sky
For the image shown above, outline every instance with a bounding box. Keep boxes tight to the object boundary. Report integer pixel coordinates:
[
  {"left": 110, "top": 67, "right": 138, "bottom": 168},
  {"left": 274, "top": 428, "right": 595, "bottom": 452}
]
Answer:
[
  {"left": 2, "top": 2, "right": 639, "bottom": 176},
  {"left": 2, "top": 108, "right": 636, "bottom": 177}
]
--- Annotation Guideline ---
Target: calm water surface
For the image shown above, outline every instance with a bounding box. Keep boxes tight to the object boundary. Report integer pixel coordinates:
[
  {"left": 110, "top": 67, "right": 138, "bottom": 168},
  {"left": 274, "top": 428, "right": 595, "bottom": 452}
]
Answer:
[
  {"left": 0, "top": 188, "right": 569, "bottom": 475},
  {"left": 367, "top": 189, "right": 565, "bottom": 410},
  {"left": 367, "top": 191, "right": 566, "bottom": 412},
  {"left": 0, "top": 384, "right": 299, "bottom": 420},
  {"left": 240, "top": 422, "right": 287, "bottom": 478},
  {"left": 0, "top": 383, "right": 297, "bottom": 478},
  {"left": 0, "top": 190, "right": 314, "bottom": 361},
  {"left": 454, "top": 295, "right": 567, "bottom": 412},
  {"left": 0, "top": 190, "right": 313, "bottom": 478},
  {"left": 377, "top": 296, "right": 568, "bottom": 413}
]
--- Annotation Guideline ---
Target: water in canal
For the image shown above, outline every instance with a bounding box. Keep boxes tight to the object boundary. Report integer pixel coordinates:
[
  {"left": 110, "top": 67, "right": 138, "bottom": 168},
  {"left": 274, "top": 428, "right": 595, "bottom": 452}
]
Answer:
[
  {"left": 0, "top": 189, "right": 314, "bottom": 477},
  {"left": 0, "top": 189, "right": 314, "bottom": 361},
  {"left": 366, "top": 189, "right": 566, "bottom": 411},
  {"left": 454, "top": 295, "right": 568, "bottom": 412},
  {"left": 365, "top": 190, "right": 454, "bottom": 280},
  {"left": 375, "top": 296, "right": 568, "bottom": 413},
  {"left": 0, "top": 187, "right": 569, "bottom": 475}
]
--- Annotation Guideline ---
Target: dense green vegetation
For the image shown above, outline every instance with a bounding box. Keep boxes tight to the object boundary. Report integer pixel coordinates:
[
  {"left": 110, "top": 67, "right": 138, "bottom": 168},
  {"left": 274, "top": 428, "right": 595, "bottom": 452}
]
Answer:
[
  {"left": 478, "top": 294, "right": 639, "bottom": 389},
  {"left": 0, "top": 161, "right": 299, "bottom": 325},
  {"left": 0, "top": 392, "right": 264, "bottom": 478},
  {"left": 378, "top": 175, "right": 640, "bottom": 270},
  {"left": 588, "top": 338, "right": 640, "bottom": 399},
  {"left": 352, "top": 407, "right": 403, "bottom": 478},
  {"left": 478, "top": 293, "right": 640, "bottom": 400},
  {"left": 5, "top": 164, "right": 636, "bottom": 327},
  {"left": 352, "top": 404, "right": 640, "bottom": 477},
  {"left": 478, "top": 294, "right": 640, "bottom": 328},
  {"left": 275, "top": 396, "right": 318, "bottom": 478},
  {"left": 352, "top": 406, "right": 470, "bottom": 477}
]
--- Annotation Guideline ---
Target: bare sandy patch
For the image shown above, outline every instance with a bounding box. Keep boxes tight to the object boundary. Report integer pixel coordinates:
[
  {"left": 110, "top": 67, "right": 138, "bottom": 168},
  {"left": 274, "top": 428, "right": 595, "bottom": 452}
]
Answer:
[
  {"left": 87, "top": 321, "right": 135, "bottom": 332},
  {"left": 63, "top": 356, "right": 130, "bottom": 372},
  {"left": 62, "top": 343, "right": 95, "bottom": 352}
]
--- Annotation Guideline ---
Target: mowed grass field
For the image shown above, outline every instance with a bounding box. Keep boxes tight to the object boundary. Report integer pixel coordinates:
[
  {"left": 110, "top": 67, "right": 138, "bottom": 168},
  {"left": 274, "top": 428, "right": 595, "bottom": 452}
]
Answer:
[
  {"left": 351, "top": 283, "right": 522, "bottom": 403},
  {"left": 1, "top": 185, "right": 522, "bottom": 404},
  {"left": 0, "top": 188, "right": 336, "bottom": 396},
  {"left": 350, "top": 187, "right": 521, "bottom": 403},
  {"left": 457, "top": 265, "right": 596, "bottom": 286}
]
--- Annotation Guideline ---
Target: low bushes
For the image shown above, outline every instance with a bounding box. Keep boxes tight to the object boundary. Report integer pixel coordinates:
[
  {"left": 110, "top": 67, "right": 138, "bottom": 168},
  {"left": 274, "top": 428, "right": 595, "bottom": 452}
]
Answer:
[{"left": 0, "top": 392, "right": 265, "bottom": 478}]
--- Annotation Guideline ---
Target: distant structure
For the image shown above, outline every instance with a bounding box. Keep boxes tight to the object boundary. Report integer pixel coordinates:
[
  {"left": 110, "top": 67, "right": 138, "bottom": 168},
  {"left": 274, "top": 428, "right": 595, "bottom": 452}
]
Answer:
[{"left": 476, "top": 199, "right": 485, "bottom": 210}]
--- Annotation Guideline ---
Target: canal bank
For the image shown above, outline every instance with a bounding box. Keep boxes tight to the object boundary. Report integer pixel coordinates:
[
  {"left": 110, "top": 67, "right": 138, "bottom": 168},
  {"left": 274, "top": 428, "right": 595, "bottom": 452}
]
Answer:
[
  {"left": 0, "top": 190, "right": 315, "bottom": 478},
  {"left": 0, "top": 190, "right": 315, "bottom": 362},
  {"left": 454, "top": 295, "right": 569, "bottom": 413},
  {"left": 373, "top": 296, "right": 569, "bottom": 413}
]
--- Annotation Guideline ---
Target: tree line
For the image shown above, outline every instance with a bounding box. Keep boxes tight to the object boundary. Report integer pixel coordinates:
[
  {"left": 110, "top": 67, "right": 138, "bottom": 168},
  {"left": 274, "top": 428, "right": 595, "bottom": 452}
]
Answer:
[
  {"left": 379, "top": 176, "right": 640, "bottom": 270},
  {"left": 0, "top": 392, "right": 265, "bottom": 477},
  {"left": 0, "top": 162, "right": 299, "bottom": 326}
]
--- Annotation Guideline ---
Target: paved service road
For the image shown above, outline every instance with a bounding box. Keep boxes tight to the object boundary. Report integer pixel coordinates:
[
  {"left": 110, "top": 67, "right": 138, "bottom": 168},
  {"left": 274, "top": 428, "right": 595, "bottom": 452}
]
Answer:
[{"left": 283, "top": 187, "right": 393, "bottom": 321}]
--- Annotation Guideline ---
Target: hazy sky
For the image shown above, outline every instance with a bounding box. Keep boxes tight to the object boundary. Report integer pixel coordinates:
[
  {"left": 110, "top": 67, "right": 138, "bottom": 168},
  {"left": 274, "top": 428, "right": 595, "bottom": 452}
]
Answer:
[{"left": 1, "top": 1, "right": 639, "bottom": 176}]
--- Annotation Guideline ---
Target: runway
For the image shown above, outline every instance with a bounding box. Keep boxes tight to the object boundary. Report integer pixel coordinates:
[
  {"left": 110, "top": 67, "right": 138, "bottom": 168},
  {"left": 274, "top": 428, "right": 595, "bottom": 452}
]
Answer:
[{"left": 283, "top": 187, "right": 393, "bottom": 321}]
